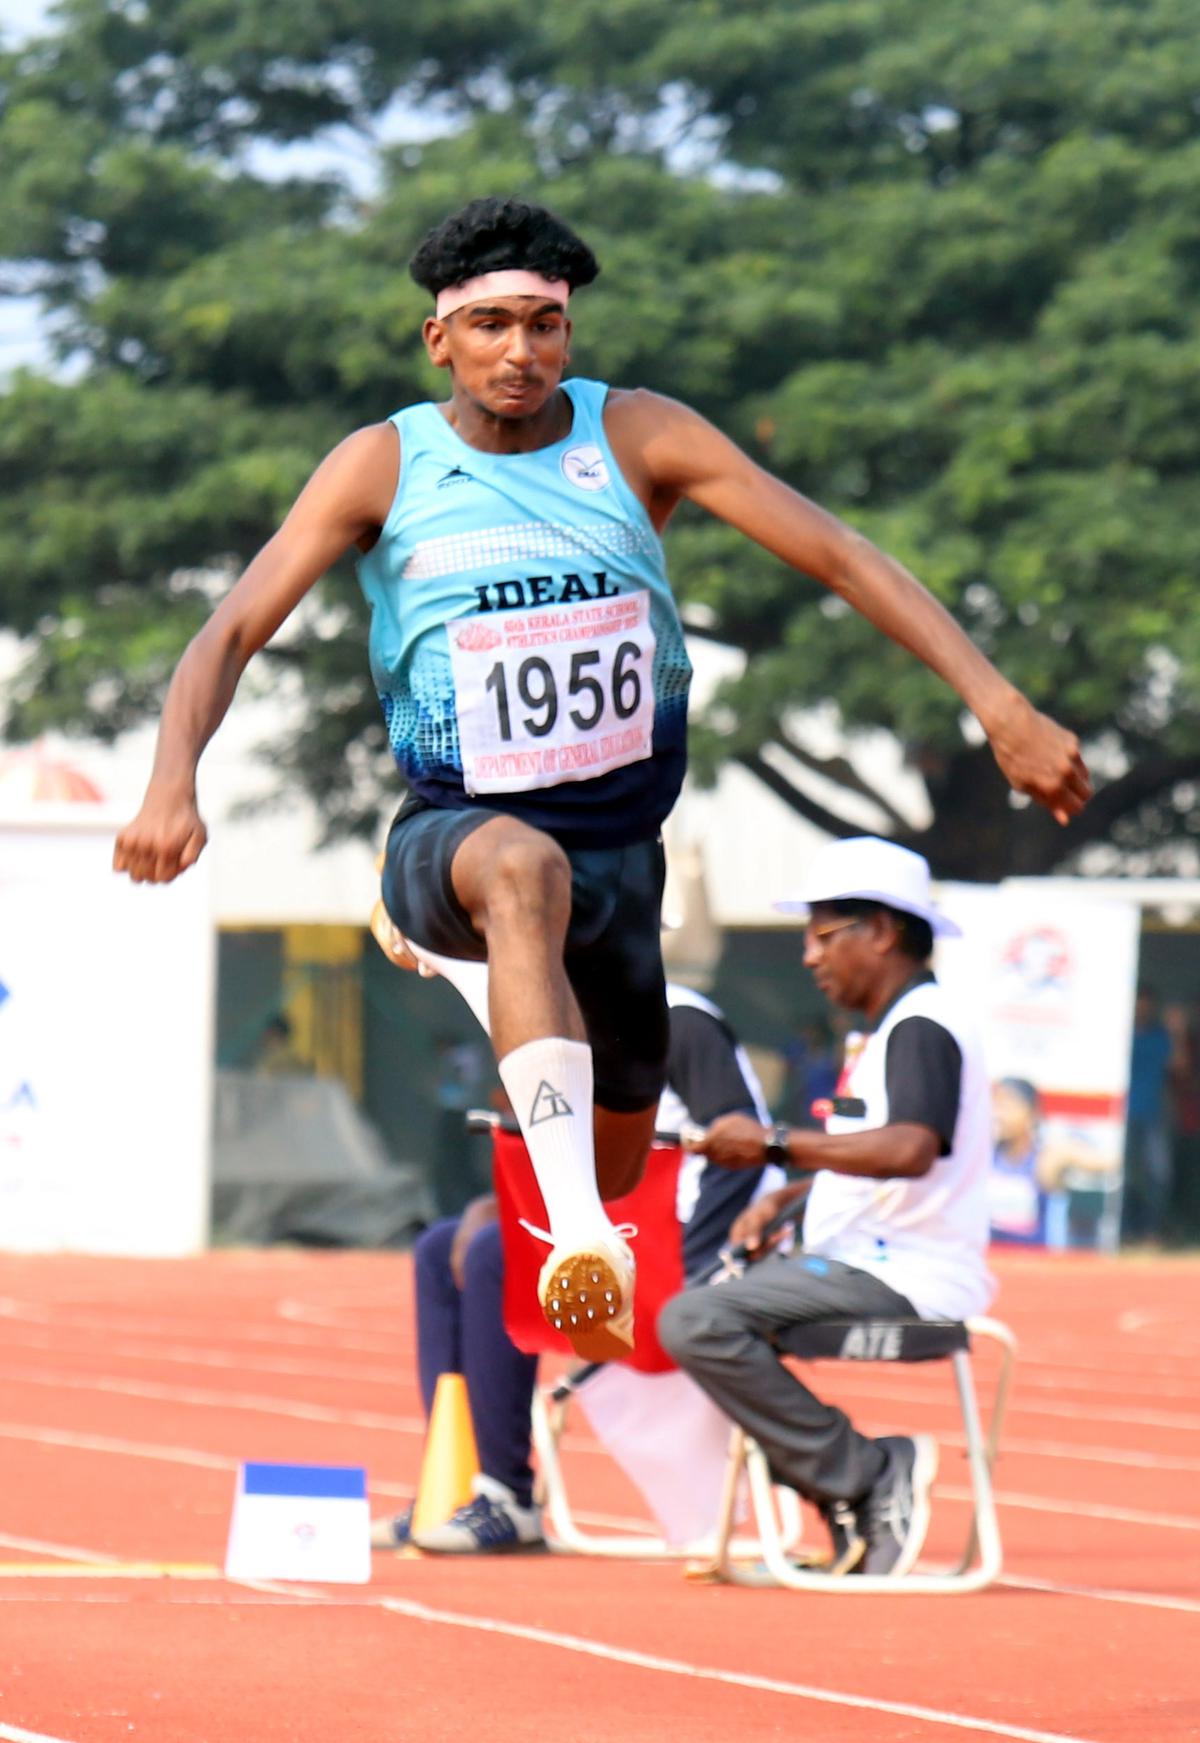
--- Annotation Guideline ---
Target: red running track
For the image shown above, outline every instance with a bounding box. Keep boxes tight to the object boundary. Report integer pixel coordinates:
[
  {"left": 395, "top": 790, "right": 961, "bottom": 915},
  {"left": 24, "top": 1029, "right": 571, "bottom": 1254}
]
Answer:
[{"left": 0, "top": 1248, "right": 1197, "bottom": 1743}]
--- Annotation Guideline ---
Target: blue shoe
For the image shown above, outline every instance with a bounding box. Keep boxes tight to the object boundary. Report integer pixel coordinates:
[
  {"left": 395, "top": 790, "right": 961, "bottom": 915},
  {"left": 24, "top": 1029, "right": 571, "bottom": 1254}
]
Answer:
[
  {"left": 369, "top": 1502, "right": 413, "bottom": 1551},
  {"left": 411, "top": 1479, "right": 544, "bottom": 1554}
]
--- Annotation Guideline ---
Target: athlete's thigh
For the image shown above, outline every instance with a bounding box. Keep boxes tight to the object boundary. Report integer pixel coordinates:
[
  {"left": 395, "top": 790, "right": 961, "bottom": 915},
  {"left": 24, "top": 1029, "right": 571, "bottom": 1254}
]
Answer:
[
  {"left": 381, "top": 798, "right": 496, "bottom": 957},
  {"left": 565, "top": 836, "right": 669, "bottom": 1116}
]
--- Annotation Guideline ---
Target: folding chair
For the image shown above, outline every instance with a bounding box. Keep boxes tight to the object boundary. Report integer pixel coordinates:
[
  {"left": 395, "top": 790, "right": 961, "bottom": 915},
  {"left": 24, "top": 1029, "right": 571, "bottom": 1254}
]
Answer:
[
  {"left": 707, "top": 1313, "right": 1017, "bottom": 1594},
  {"left": 485, "top": 1118, "right": 802, "bottom": 1560}
]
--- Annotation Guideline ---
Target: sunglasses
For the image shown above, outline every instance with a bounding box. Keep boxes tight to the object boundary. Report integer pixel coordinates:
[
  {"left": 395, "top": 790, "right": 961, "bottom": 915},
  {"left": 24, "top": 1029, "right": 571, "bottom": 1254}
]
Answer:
[{"left": 802, "top": 918, "right": 862, "bottom": 949}]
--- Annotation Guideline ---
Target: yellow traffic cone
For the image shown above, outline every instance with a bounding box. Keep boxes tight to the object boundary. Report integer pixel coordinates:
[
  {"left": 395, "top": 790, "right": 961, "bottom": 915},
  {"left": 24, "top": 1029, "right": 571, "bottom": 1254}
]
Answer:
[{"left": 408, "top": 1373, "right": 480, "bottom": 1548}]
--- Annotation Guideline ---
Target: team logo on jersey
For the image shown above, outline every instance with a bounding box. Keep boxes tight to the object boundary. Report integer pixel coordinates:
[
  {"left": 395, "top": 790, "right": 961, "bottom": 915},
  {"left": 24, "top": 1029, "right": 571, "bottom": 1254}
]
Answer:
[
  {"left": 453, "top": 621, "right": 504, "bottom": 652},
  {"left": 560, "top": 444, "right": 610, "bottom": 492},
  {"left": 529, "top": 1079, "right": 573, "bottom": 1124}
]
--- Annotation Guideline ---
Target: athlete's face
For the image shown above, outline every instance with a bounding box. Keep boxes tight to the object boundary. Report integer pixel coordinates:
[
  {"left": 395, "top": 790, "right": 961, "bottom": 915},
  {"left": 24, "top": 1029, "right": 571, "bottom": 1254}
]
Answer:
[{"left": 423, "top": 297, "right": 571, "bottom": 419}]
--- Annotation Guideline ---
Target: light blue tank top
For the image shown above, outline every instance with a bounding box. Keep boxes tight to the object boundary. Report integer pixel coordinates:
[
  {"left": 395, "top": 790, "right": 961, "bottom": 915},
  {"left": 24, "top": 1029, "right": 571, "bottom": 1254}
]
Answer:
[{"left": 356, "top": 378, "right": 691, "bottom": 845}]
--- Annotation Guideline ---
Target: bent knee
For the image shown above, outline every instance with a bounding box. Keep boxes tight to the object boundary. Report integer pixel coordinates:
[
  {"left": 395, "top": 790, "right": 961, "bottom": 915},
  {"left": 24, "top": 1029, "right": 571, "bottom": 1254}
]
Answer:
[
  {"left": 481, "top": 833, "right": 572, "bottom": 922},
  {"left": 658, "top": 1287, "right": 717, "bottom": 1358},
  {"left": 414, "top": 1218, "right": 457, "bottom": 1282},
  {"left": 460, "top": 1221, "right": 504, "bottom": 1290}
]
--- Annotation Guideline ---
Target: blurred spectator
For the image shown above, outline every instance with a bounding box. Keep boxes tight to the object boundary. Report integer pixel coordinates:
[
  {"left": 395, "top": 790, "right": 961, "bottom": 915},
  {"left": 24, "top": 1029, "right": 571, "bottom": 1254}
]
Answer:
[
  {"left": 253, "top": 1014, "right": 309, "bottom": 1077},
  {"left": 1165, "top": 1003, "right": 1200, "bottom": 1240},
  {"left": 1122, "top": 986, "right": 1186, "bottom": 1241},
  {"left": 432, "top": 1033, "right": 490, "bottom": 1217},
  {"left": 782, "top": 1019, "right": 840, "bottom": 1129},
  {"left": 989, "top": 1077, "right": 1121, "bottom": 1250},
  {"left": 988, "top": 1078, "right": 1056, "bottom": 1247}
]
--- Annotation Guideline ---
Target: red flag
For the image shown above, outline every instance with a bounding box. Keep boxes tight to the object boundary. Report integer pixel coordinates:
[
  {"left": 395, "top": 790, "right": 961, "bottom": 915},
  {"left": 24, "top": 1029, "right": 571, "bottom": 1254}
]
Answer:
[{"left": 493, "top": 1130, "right": 686, "bottom": 1373}]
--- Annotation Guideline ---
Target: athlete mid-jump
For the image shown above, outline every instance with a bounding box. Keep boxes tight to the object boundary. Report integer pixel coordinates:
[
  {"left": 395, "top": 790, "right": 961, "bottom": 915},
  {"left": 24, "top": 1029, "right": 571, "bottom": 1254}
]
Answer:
[{"left": 114, "top": 196, "right": 1091, "bottom": 1361}]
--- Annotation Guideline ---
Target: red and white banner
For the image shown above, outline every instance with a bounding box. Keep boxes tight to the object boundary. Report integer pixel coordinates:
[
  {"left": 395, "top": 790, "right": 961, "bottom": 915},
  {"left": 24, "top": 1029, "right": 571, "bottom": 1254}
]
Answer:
[{"left": 935, "top": 883, "right": 1140, "bottom": 1251}]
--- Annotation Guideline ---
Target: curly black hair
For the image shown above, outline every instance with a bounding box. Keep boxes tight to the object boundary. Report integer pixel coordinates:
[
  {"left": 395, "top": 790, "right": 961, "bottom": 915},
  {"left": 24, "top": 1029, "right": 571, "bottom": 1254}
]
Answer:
[{"left": 409, "top": 197, "right": 600, "bottom": 299}]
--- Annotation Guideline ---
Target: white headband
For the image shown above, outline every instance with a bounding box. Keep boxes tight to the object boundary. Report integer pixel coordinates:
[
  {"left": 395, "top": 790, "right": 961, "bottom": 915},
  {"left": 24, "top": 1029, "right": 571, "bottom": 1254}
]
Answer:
[{"left": 435, "top": 271, "right": 570, "bottom": 320}]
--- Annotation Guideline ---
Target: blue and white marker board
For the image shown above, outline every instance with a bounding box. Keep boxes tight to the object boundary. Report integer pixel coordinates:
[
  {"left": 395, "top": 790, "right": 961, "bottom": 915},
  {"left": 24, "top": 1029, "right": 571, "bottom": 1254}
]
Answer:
[{"left": 224, "top": 1463, "right": 371, "bottom": 1584}]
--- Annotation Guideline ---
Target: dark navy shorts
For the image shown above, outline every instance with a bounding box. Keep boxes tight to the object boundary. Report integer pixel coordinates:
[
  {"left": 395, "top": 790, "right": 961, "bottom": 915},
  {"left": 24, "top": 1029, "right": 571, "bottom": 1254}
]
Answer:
[{"left": 381, "top": 799, "right": 668, "bottom": 1114}]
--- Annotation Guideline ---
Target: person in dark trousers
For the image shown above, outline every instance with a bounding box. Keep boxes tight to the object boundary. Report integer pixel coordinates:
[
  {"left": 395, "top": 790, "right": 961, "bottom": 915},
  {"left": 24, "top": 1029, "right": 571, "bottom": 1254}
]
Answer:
[{"left": 660, "top": 837, "right": 994, "bottom": 1579}]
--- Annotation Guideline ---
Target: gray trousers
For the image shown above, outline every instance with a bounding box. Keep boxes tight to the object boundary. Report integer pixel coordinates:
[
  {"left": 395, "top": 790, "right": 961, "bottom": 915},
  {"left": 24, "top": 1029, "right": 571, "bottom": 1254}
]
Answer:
[{"left": 657, "top": 1252, "right": 918, "bottom": 1506}]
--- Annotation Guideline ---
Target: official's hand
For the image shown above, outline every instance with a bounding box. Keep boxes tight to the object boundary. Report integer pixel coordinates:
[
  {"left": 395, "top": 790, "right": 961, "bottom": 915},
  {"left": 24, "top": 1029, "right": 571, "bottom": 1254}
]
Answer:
[
  {"left": 728, "top": 1187, "right": 797, "bottom": 1257},
  {"left": 112, "top": 789, "right": 207, "bottom": 884},
  {"left": 449, "top": 1194, "right": 499, "bottom": 1289},
  {"left": 985, "top": 695, "right": 1091, "bottom": 826},
  {"left": 685, "top": 1113, "right": 773, "bottom": 1169}
]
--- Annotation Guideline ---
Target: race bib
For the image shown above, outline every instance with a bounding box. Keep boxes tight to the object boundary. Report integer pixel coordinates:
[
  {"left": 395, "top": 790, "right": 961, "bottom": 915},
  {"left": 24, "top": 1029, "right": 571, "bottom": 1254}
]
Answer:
[{"left": 448, "top": 590, "right": 657, "bottom": 795}]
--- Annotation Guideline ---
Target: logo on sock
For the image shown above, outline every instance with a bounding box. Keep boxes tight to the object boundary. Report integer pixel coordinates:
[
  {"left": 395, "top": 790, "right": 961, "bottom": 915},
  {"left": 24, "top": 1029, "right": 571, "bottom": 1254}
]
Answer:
[{"left": 529, "top": 1079, "right": 573, "bottom": 1124}]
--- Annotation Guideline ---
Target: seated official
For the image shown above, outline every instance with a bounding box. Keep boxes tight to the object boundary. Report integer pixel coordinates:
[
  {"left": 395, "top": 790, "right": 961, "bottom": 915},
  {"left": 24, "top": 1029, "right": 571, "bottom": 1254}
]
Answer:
[{"left": 659, "top": 837, "right": 994, "bottom": 1579}]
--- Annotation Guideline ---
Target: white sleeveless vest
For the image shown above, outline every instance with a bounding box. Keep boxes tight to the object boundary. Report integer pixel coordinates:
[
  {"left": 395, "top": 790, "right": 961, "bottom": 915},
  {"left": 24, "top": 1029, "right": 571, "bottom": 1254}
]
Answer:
[{"left": 803, "top": 979, "right": 996, "bottom": 1320}]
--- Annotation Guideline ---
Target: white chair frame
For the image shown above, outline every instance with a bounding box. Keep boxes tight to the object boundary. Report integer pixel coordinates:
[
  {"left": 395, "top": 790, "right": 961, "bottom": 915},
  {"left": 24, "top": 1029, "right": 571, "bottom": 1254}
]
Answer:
[
  {"left": 531, "top": 1368, "right": 803, "bottom": 1561},
  {"left": 707, "top": 1314, "right": 1017, "bottom": 1594}
]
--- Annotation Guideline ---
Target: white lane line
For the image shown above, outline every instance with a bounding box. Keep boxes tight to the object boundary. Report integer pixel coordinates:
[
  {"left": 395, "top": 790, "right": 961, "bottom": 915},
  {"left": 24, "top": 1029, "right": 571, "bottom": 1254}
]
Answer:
[
  {"left": 939, "top": 1484, "right": 1200, "bottom": 1532},
  {"left": 819, "top": 1378, "right": 1200, "bottom": 1433},
  {"left": 277, "top": 1299, "right": 394, "bottom": 1330},
  {"left": 0, "top": 1366, "right": 424, "bottom": 1435},
  {"left": 944, "top": 1434, "right": 1200, "bottom": 1474},
  {"left": 0, "top": 1299, "right": 405, "bottom": 1357},
  {"left": 372, "top": 1593, "right": 1107, "bottom": 1743},
  {"left": 215, "top": 1576, "right": 1123, "bottom": 1741},
  {"left": 0, "top": 1330, "right": 406, "bottom": 1387},
  {"left": 0, "top": 1509, "right": 1192, "bottom": 1629},
  {"left": 4, "top": 1418, "right": 1200, "bottom": 1538},
  {"left": 0, "top": 1533, "right": 121, "bottom": 1566},
  {"left": 0, "top": 1725, "right": 81, "bottom": 1743},
  {"left": 1117, "top": 1308, "right": 1200, "bottom": 1336},
  {"left": 11, "top": 1352, "right": 1198, "bottom": 1477},
  {"left": 8, "top": 1360, "right": 1199, "bottom": 1480},
  {"left": 1000, "top": 1574, "right": 1200, "bottom": 1616},
  {"left": 0, "top": 1420, "right": 241, "bottom": 1472},
  {"left": 833, "top": 1364, "right": 1200, "bottom": 1407},
  {"left": 0, "top": 1299, "right": 53, "bottom": 1324}
]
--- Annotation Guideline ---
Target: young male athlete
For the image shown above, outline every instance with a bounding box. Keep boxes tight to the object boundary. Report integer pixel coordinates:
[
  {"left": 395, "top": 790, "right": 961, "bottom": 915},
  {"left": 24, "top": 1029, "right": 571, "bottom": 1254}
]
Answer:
[{"left": 114, "top": 197, "right": 1091, "bottom": 1361}]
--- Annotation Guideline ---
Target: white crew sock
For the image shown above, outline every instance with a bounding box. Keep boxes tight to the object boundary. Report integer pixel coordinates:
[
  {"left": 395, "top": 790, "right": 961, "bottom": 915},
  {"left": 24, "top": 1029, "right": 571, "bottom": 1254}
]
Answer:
[{"left": 497, "top": 1036, "right": 609, "bottom": 1241}]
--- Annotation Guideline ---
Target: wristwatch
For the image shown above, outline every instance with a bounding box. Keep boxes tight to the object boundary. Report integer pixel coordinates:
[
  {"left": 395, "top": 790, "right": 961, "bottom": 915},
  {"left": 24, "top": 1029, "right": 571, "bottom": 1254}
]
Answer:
[{"left": 763, "top": 1122, "right": 791, "bottom": 1164}]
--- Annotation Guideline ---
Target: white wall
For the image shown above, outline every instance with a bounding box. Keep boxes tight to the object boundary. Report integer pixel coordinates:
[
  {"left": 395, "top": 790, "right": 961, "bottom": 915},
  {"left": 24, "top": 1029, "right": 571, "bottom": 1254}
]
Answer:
[{"left": 0, "top": 811, "right": 214, "bottom": 1254}]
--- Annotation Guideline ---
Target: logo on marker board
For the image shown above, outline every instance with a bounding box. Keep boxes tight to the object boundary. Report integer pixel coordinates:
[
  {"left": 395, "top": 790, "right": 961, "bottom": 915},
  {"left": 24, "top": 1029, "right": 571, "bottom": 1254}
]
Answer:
[{"left": 561, "top": 444, "right": 610, "bottom": 492}]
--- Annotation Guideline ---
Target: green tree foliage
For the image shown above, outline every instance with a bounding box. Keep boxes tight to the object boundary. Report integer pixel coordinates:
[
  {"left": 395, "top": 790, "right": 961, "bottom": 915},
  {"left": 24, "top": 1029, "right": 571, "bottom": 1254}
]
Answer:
[{"left": 2, "top": 0, "right": 1199, "bottom": 871}]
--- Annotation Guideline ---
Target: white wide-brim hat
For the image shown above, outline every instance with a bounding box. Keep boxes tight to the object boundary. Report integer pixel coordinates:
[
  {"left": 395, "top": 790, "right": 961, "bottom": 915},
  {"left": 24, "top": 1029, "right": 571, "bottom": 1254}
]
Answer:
[{"left": 774, "top": 836, "right": 961, "bottom": 938}]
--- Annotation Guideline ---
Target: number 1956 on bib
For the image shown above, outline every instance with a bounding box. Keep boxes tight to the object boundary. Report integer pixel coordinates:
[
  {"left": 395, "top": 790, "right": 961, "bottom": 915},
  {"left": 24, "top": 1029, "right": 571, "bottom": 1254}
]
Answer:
[{"left": 448, "top": 590, "right": 657, "bottom": 796}]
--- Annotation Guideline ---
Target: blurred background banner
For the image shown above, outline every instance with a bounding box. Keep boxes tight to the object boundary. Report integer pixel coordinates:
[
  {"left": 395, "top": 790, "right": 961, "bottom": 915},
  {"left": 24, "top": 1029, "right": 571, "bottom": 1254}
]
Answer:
[
  {"left": 0, "top": 810, "right": 214, "bottom": 1254},
  {"left": 937, "top": 885, "right": 1140, "bottom": 1251}
]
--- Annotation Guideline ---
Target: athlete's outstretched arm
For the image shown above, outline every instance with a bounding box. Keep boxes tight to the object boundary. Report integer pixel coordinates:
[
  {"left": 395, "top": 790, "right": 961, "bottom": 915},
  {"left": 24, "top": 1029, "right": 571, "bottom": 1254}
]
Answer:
[
  {"left": 620, "top": 391, "right": 1091, "bottom": 824},
  {"left": 114, "top": 423, "right": 399, "bottom": 883}
]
